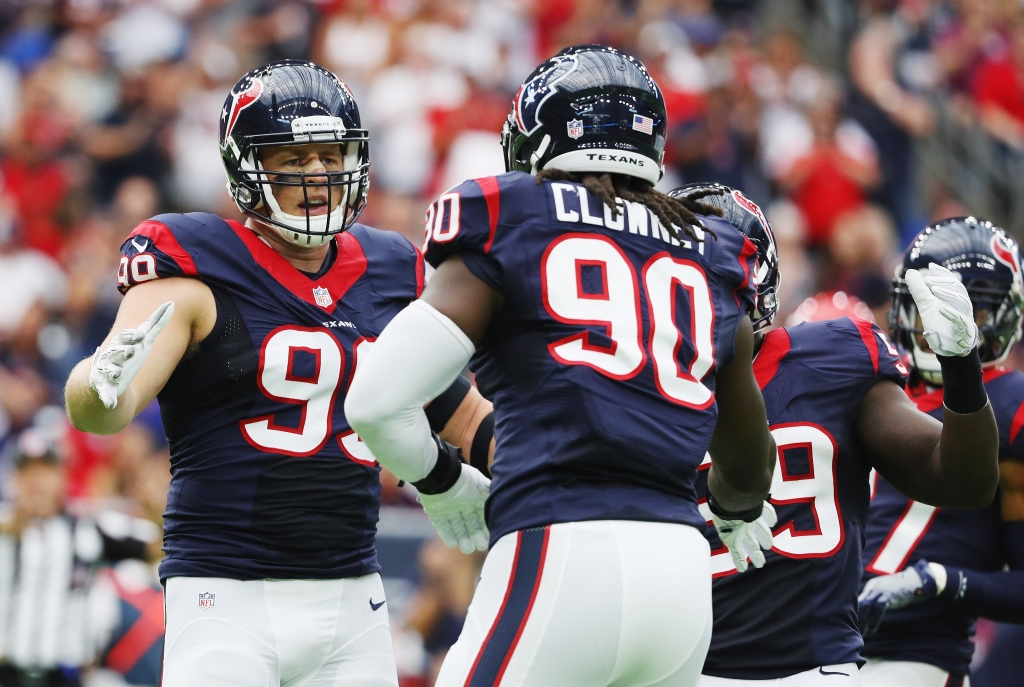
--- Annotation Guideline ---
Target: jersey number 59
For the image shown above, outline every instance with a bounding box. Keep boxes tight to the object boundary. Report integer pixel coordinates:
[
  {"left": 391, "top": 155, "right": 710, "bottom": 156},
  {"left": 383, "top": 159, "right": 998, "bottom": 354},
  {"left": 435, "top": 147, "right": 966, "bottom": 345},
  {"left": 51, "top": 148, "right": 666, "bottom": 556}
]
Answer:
[{"left": 701, "top": 422, "right": 843, "bottom": 576}]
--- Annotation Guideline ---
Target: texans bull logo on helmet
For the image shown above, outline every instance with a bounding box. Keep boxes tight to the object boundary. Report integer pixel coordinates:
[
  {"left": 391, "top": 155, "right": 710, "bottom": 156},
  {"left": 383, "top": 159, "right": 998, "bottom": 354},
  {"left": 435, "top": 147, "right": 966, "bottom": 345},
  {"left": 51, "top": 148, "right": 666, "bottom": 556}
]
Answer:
[
  {"left": 513, "top": 54, "right": 580, "bottom": 137},
  {"left": 992, "top": 232, "right": 1023, "bottom": 289},
  {"left": 225, "top": 78, "right": 264, "bottom": 139}
]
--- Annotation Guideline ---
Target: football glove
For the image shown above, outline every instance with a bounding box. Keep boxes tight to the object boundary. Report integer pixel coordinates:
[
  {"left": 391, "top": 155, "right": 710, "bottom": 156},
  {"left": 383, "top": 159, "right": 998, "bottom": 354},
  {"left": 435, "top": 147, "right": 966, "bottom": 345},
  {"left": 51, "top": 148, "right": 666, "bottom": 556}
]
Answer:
[
  {"left": 858, "top": 559, "right": 947, "bottom": 635},
  {"left": 418, "top": 463, "right": 490, "bottom": 554},
  {"left": 712, "top": 501, "right": 777, "bottom": 573},
  {"left": 905, "top": 263, "right": 978, "bottom": 357},
  {"left": 89, "top": 301, "right": 175, "bottom": 410}
]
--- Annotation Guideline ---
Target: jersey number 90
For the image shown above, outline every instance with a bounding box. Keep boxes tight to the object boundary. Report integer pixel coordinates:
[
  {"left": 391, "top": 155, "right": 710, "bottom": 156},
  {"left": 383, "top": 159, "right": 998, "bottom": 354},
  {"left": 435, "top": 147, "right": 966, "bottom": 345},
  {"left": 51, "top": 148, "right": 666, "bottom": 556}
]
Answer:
[{"left": 541, "top": 234, "right": 717, "bottom": 409}]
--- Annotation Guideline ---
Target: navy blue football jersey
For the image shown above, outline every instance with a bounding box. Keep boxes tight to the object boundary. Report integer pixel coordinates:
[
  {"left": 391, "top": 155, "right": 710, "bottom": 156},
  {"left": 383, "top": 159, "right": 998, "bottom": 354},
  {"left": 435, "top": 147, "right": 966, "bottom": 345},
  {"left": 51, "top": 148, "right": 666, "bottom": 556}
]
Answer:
[
  {"left": 117, "top": 213, "right": 423, "bottom": 581},
  {"left": 696, "top": 318, "right": 908, "bottom": 679},
  {"left": 861, "top": 368, "right": 1024, "bottom": 675},
  {"left": 423, "top": 171, "right": 758, "bottom": 545}
]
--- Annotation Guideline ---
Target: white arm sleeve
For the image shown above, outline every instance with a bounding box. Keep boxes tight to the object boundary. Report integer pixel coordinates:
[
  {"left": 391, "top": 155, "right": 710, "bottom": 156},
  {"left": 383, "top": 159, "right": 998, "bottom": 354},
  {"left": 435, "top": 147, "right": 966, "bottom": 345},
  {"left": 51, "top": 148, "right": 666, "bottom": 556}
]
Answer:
[{"left": 345, "top": 300, "right": 475, "bottom": 482}]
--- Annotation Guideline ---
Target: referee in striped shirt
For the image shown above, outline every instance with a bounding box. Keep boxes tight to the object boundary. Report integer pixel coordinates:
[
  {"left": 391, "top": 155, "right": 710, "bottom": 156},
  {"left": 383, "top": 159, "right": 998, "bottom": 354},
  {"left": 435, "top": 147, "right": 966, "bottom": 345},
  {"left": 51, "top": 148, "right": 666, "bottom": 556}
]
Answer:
[{"left": 0, "top": 430, "right": 155, "bottom": 687}]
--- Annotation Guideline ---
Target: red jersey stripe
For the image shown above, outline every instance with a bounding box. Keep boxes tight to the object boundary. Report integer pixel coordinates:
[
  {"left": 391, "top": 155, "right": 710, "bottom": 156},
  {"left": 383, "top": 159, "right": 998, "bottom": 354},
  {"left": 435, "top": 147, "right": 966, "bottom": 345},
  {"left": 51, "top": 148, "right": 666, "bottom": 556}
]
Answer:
[
  {"left": 1009, "top": 399, "right": 1024, "bottom": 446},
  {"left": 852, "top": 317, "right": 879, "bottom": 374},
  {"left": 753, "top": 328, "right": 791, "bottom": 390},
  {"left": 128, "top": 221, "right": 198, "bottom": 276},
  {"left": 478, "top": 176, "right": 501, "bottom": 254}
]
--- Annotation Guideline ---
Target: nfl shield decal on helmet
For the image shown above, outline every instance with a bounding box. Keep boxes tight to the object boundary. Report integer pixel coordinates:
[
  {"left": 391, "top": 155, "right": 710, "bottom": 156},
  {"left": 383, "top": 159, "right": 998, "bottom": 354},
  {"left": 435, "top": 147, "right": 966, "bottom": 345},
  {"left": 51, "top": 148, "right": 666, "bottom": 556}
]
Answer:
[
  {"left": 567, "top": 119, "right": 584, "bottom": 139},
  {"left": 198, "top": 592, "right": 215, "bottom": 609},
  {"left": 313, "top": 286, "right": 333, "bottom": 308}
]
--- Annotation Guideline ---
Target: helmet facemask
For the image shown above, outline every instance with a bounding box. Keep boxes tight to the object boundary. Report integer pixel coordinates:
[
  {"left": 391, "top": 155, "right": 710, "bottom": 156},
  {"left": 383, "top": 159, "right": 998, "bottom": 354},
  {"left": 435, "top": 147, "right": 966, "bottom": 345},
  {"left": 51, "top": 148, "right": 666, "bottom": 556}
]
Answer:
[
  {"left": 235, "top": 131, "right": 369, "bottom": 247},
  {"left": 891, "top": 270, "right": 1024, "bottom": 385}
]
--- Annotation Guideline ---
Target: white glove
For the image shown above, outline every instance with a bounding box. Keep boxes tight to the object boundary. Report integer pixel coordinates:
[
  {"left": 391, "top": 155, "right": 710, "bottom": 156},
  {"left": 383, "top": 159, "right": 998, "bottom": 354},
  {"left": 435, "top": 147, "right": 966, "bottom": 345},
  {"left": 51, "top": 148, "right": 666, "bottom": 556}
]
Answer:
[
  {"left": 89, "top": 302, "right": 175, "bottom": 409},
  {"left": 712, "top": 501, "right": 777, "bottom": 573},
  {"left": 418, "top": 463, "right": 490, "bottom": 554},
  {"left": 905, "top": 263, "right": 978, "bottom": 357}
]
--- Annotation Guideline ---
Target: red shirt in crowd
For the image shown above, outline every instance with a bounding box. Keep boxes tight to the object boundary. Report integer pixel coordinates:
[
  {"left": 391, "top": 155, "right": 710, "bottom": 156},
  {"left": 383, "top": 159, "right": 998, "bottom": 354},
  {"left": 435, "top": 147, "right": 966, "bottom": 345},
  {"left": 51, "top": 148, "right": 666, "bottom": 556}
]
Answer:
[
  {"left": 788, "top": 148, "right": 867, "bottom": 246},
  {"left": 972, "top": 55, "right": 1024, "bottom": 128},
  {"left": 1, "top": 158, "right": 68, "bottom": 258}
]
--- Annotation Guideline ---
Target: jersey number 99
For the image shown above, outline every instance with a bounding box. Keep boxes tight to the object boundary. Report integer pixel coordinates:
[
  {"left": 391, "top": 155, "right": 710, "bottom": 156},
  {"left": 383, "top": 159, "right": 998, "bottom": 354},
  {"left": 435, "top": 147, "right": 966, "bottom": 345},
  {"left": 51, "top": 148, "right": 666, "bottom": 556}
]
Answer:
[{"left": 241, "top": 328, "right": 377, "bottom": 464}]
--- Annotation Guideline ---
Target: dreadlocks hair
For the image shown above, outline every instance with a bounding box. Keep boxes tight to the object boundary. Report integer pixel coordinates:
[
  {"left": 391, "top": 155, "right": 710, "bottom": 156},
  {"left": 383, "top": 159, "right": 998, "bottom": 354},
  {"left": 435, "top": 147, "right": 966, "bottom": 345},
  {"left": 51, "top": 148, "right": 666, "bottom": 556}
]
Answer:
[{"left": 535, "top": 169, "right": 724, "bottom": 242}]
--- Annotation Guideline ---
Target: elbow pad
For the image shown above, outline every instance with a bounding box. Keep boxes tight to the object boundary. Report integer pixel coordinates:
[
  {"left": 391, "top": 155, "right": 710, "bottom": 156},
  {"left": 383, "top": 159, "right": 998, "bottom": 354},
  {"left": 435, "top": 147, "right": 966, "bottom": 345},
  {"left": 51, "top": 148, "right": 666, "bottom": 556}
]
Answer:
[{"left": 345, "top": 300, "right": 475, "bottom": 482}]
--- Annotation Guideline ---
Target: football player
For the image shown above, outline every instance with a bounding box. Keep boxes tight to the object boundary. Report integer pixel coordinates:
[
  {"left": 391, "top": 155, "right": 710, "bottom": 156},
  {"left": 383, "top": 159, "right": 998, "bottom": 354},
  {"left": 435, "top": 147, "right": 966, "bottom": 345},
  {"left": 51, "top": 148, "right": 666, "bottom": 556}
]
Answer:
[
  {"left": 678, "top": 188, "right": 1001, "bottom": 686},
  {"left": 63, "top": 61, "right": 495, "bottom": 687},
  {"left": 346, "top": 45, "right": 777, "bottom": 687},
  {"left": 858, "top": 217, "right": 1024, "bottom": 687}
]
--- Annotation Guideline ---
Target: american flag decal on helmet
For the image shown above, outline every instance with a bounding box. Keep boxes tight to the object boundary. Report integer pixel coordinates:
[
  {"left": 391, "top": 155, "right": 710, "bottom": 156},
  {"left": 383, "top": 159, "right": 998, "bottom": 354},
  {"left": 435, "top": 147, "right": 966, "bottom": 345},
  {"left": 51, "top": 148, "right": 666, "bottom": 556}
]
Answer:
[{"left": 631, "top": 114, "right": 653, "bottom": 135}]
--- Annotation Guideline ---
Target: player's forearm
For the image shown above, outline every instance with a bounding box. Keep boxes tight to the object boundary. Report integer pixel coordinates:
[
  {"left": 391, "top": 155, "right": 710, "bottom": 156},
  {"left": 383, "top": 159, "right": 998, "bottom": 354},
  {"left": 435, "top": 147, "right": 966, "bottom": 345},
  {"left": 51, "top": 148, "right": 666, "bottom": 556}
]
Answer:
[
  {"left": 346, "top": 300, "right": 475, "bottom": 482},
  {"left": 933, "top": 351, "right": 999, "bottom": 508},
  {"left": 939, "top": 564, "right": 1024, "bottom": 623},
  {"left": 438, "top": 387, "right": 495, "bottom": 474},
  {"left": 707, "top": 434, "right": 776, "bottom": 512},
  {"left": 706, "top": 318, "right": 774, "bottom": 511},
  {"left": 64, "top": 358, "right": 137, "bottom": 435},
  {"left": 933, "top": 401, "right": 999, "bottom": 508},
  {"left": 707, "top": 391, "right": 775, "bottom": 510}
]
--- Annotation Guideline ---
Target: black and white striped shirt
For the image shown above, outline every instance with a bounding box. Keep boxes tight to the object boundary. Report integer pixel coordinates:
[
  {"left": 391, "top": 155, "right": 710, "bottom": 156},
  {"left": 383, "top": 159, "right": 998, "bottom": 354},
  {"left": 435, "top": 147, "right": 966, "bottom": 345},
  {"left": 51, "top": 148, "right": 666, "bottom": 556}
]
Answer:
[{"left": 0, "top": 512, "right": 156, "bottom": 669}]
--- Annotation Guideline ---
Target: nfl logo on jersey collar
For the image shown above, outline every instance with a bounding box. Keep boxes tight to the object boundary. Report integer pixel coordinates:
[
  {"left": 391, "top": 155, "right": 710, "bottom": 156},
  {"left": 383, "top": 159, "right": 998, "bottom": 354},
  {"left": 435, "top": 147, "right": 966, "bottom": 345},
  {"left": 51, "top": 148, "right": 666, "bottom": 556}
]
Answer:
[
  {"left": 567, "top": 119, "right": 584, "bottom": 139},
  {"left": 198, "top": 592, "right": 215, "bottom": 609},
  {"left": 312, "top": 286, "right": 333, "bottom": 308}
]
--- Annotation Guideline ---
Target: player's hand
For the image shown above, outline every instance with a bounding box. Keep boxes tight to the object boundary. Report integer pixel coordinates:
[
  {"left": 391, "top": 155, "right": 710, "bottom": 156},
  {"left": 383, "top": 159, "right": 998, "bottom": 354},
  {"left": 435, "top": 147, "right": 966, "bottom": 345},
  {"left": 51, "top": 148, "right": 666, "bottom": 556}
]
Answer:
[
  {"left": 89, "top": 302, "right": 175, "bottom": 410},
  {"left": 905, "top": 263, "right": 978, "bottom": 357},
  {"left": 712, "top": 501, "right": 777, "bottom": 573},
  {"left": 418, "top": 463, "right": 490, "bottom": 554},
  {"left": 858, "top": 559, "right": 946, "bottom": 635}
]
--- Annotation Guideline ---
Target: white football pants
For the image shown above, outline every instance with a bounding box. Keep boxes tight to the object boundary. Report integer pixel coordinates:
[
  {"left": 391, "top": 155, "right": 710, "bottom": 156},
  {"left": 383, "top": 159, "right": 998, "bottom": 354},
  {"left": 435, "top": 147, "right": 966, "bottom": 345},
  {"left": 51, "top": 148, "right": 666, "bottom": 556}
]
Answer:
[
  {"left": 435, "top": 520, "right": 713, "bottom": 687},
  {"left": 700, "top": 664, "right": 860, "bottom": 687},
  {"left": 859, "top": 659, "right": 969, "bottom": 687},
  {"left": 162, "top": 574, "right": 398, "bottom": 687}
]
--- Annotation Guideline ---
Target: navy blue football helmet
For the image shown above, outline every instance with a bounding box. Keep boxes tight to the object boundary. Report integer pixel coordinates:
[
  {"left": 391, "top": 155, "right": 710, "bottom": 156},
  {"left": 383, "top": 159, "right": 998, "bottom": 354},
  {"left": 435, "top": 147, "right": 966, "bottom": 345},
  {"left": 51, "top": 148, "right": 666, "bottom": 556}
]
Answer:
[
  {"left": 892, "top": 217, "right": 1024, "bottom": 383},
  {"left": 219, "top": 60, "right": 369, "bottom": 246},
  {"left": 501, "top": 45, "right": 666, "bottom": 185},
  {"left": 668, "top": 183, "right": 780, "bottom": 331}
]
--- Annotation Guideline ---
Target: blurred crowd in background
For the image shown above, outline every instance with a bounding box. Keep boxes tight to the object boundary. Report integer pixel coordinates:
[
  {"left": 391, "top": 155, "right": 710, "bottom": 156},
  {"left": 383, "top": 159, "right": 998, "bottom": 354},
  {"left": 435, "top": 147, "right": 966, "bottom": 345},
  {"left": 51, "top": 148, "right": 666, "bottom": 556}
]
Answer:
[{"left": 1, "top": 0, "right": 1024, "bottom": 685}]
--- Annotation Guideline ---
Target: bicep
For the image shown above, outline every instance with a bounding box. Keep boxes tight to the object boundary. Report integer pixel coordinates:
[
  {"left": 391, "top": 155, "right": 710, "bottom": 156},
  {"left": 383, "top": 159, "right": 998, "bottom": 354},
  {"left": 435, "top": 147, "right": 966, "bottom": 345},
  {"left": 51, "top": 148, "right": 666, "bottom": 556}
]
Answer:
[
  {"left": 420, "top": 255, "right": 502, "bottom": 345},
  {"left": 109, "top": 278, "right": 216, "bottom": 408},
  {"left": 858, "top": 380, "right": 943, "bottom": 496}
]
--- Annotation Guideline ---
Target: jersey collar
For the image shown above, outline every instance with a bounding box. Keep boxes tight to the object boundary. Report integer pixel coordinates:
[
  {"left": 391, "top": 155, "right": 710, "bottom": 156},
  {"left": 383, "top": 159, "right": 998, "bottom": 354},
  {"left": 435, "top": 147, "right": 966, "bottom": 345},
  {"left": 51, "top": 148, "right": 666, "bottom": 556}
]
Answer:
[{"left": 227, "top": 220, "right": 367, "bottom": 311}]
